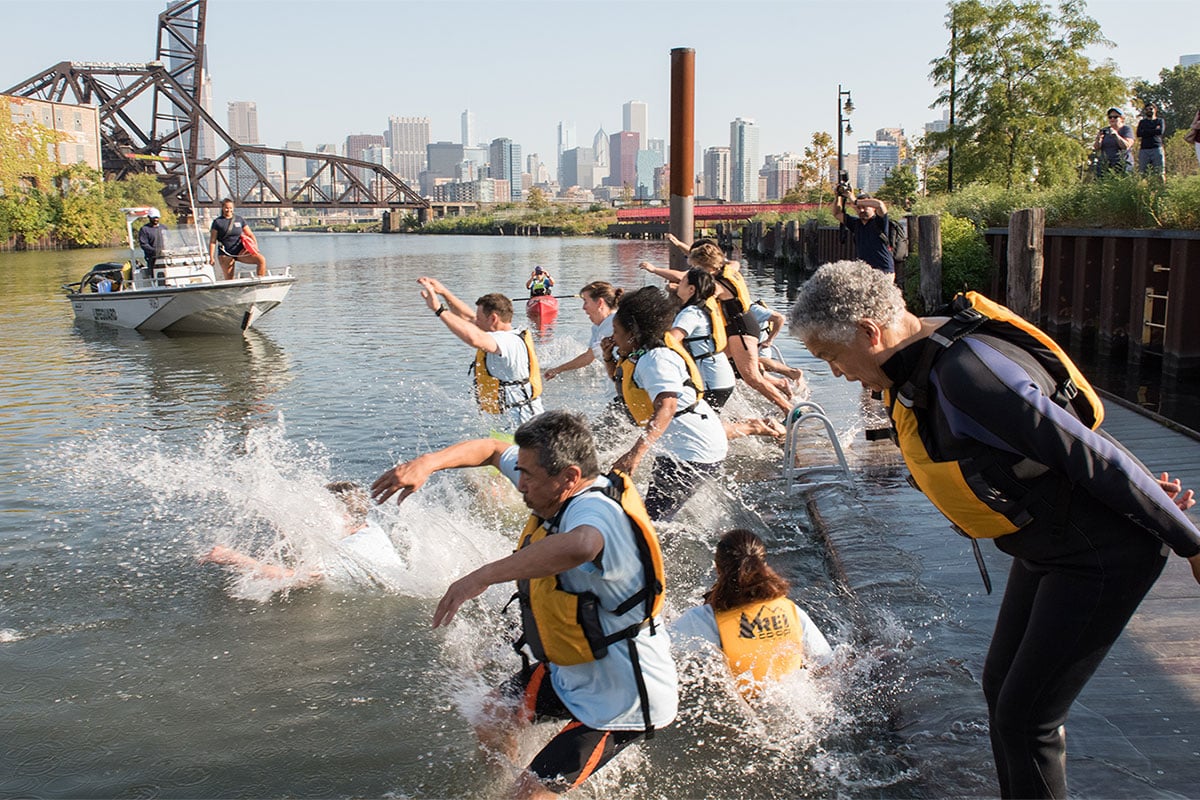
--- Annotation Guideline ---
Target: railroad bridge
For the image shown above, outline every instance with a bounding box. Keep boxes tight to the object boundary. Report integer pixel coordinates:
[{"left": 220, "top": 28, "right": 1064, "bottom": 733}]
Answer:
[{"left": 4, "top": 0, "right": 429, "bottom": 221}]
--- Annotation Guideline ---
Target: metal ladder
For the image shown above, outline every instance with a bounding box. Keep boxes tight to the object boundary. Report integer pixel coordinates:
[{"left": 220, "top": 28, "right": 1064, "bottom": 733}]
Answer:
[{"left": 783, "top": 399, "right": 851, "bottom": 493}]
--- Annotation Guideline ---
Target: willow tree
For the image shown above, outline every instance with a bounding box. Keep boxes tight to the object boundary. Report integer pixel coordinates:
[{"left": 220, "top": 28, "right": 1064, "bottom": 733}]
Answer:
[{"left": 926, "top": 0, "right": 1126, "bottom": 190}]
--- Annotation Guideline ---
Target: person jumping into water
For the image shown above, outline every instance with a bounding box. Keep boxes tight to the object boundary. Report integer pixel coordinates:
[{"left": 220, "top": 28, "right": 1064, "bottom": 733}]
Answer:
[{"left": 371, "top": 411, "right": 677, "bottom": 799}]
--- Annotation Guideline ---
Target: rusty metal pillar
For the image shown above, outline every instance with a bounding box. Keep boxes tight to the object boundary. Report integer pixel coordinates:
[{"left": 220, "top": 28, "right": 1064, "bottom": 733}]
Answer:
[{"left": 669, "top": 47, "right": 695, "bottom": 271}]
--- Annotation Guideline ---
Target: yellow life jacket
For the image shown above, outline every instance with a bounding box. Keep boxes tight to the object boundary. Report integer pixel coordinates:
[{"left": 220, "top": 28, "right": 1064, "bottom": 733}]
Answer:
[
  {"left": 887, "top": 291, "right": 1104, "bottom": 540},
  {"left": 616, "top": 334, "right": 706, "bottom": 427},
  {"left": 472, "top": 329, "right": 543, "bottom": 415},
  {"left": 513, "top": 470, "right": 665, "bottom": 732},
  {"left": 714, "top": 598, "right": 805, "bottom": 696},
  {"left": 680, "top": 296, "right": 728, "bottom": 360},
  {"left": 715, "top": 263, "right": 752, "bottom": 315}
]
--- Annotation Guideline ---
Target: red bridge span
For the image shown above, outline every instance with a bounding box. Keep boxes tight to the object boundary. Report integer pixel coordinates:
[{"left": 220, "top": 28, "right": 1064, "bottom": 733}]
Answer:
[{"left": 614, "top": 203, "right": 818, "bottom": 223}]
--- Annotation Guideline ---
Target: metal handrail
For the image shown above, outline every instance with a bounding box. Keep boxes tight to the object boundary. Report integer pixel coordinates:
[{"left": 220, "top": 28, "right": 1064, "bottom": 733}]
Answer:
[{"left": 783, "top": 399, "right": 851, "bottom": 493}]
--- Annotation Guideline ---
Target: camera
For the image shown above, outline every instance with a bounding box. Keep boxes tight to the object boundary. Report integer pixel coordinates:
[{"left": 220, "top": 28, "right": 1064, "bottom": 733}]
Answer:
[{"left": 835, "top": 169, "right": 851, "bottom": 198}]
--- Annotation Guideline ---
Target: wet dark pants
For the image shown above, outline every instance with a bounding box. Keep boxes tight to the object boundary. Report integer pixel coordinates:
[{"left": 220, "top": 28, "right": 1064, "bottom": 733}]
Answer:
[{"left": 984, "top": 517, "right": 1166, "bottom": 798}]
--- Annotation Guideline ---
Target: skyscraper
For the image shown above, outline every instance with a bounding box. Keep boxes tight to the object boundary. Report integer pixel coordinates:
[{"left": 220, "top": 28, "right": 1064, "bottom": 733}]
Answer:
[
  {"left": 606, "top": 131, "right": 639, "bottom": 190},
  {"left": 489, "top": 137, "right": 523, "bottom": 200},
  {"left": 856, "top": 140, "right": 900, "bottom": 193},
  {"left": 623, "top": 100, "right": 648, "bottom": 146},
  {"left": 227, "top": 101, "right": 258, "bottom": 145},
  {"left": 593, "top": 127, "right": 609, "bottom": 167},
  {"left": 556, "top": 121, "right": 576, "bottom": 186},
  {"left": 729, "top": 117, "right": 760, "bottom": 202},
  {"left": 388, "top": 116, "right": 431, "bottom": 183},
  {"left": 227, "top": 101, "right": 260, "bottom": 197},
  {"left": 703, "top": 146, "right": 731, "bottom": 201},
  {"left": 763, "top": 152, "right": 803, "bottom": 200},
  {"left": 461, "top": 109, "right": 476, "bottom": 146}
]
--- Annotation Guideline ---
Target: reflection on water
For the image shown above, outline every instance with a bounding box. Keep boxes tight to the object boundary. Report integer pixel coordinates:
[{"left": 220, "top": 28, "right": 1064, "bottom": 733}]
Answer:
[{"left": 0, "top": 234, "right": 992, "bottom": 798}]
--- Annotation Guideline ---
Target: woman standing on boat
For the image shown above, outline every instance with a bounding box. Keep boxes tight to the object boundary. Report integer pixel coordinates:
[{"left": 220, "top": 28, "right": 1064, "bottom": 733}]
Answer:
[{"left": 209, "top": 198, "right": 267, "bottom": 280}]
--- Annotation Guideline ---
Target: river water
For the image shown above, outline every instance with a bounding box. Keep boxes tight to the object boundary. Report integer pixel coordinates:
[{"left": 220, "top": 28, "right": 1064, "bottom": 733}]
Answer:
[{"left": 0, "top": 234, "right": 995, "bottom": 798}]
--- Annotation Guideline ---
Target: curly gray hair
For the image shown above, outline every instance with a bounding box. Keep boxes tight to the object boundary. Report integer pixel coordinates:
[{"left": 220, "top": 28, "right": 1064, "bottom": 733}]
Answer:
[{"left": 788, "top": 260, "right": 907, "bottom": 344}]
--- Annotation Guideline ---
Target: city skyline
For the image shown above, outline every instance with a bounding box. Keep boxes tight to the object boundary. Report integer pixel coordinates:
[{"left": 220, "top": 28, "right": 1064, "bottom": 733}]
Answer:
[{"left": 1, "top": 0, "right": 1195, "bottom": 185}]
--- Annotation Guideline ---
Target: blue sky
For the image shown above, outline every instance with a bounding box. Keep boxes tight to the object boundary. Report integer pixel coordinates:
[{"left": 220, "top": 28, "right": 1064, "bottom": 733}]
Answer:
[{"left": 3, "top": 0, "right": 1195, "bottom": 164}]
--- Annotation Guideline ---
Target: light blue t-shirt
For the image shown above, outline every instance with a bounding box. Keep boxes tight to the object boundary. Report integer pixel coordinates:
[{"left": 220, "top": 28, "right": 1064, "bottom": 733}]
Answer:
[
  {"left": 330, "top": 521, "right": 405, "bottom": 588},
  {"left": 484, "top": 330, "right": 544, "bottom": 426},
  {"left": 499, "top": 446, "right": 679, "bottom": 730},
  {"left": 671, "top": 304, "right": 735, "bottom": 392},
  {"left": 747, "top": 302, "right": 775, "bottom": 345},
  {"left": 631, "top": 348, "right": 728, "bottom": 465},
  {"left": 589, "top": 315, "right": 617, "bottom": 399},
  {"left": 670, "top": 600, "right": 833, "bottom": 668}
]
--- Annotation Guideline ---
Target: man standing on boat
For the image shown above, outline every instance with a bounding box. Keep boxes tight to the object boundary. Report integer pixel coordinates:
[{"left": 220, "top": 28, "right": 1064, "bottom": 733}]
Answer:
[
  {"left": 137, "top": 208, "right": 165, "bottom": 277},
  {"left": 209, "top": 199, "right": 268, "bottom": 280},
  {"left": 418, "top": 275, "right": 544, "bottom": 428}
]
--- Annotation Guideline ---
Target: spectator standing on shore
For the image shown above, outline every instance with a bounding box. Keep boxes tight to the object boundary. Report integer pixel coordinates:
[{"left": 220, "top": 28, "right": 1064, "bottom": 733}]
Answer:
[
  {"left": 1093, "top": 107, "right": 1134, "bottom": 177},
  {"left": 209, "top": 198, "right": 268, "bottom": 279},
  {"left": 1135, "top": 103, "right": 1165, "bottom": 178},
  {"left": 418, "top": 276, "right": 544, "bottom": 429},
  {"left": 789, "top": 260, "right": 1200, "bottom": 799},
  {"left": 833, "top": 188, "right": 894, "bottom": 274},
  {"left": 1186, "top": 107, "right": 1200, "bottom": 169}
]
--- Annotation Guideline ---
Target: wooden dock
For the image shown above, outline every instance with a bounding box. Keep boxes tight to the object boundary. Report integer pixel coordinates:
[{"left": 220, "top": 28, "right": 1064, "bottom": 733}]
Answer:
[{"left": 800, "top": 386, "right": 1200, "bottom": 797}]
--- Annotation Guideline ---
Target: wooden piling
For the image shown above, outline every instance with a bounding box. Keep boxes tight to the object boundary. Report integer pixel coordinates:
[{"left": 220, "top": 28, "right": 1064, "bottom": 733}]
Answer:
[
  {"left": 918, "top": 214, "right": 942, "bottom": 313},
  {"left": 1006, "top": 208, "right": 1044, "bottom": 321}
]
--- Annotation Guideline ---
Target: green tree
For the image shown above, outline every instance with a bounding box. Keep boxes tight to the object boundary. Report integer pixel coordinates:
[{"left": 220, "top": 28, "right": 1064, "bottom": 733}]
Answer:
[
  {"left": 0, "top": 190, "right": 54, "bottom": 245},
  {"left": 927, "top": 0, "right": 1125, "bottom": 189},
  {"left": 1131, "top": 64, "right": 1200, "bottom": 135},
  {"left": 526, "top": 186, "right": 548, "bottom": 210},
  {"left": 796, "top": 131, "right": 835, "bottom": 194},
  {"left": 877, "top": 164, "right": 920, "bottom": 208}
]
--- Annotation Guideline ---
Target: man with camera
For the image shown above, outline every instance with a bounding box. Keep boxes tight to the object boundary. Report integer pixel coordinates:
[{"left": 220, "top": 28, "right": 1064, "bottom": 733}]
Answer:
[{"left": 833, "top": 177, "right": 894, "bottom": 274}]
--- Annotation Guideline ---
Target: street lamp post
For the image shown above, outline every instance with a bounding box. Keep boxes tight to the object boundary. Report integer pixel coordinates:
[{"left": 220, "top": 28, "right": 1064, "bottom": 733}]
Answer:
[{"left": 837, "top": 85, "right": 854, "bottom": 179}]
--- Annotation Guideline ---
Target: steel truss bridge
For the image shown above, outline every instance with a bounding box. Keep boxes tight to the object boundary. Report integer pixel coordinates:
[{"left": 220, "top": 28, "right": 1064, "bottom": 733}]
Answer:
[{"left": 4, "top": 0, "right": 429, "bottom": 220}]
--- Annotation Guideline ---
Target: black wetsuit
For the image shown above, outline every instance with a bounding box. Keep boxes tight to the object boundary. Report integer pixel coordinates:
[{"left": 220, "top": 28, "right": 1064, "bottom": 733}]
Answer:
[{"left": 882, "top": 333, "right": 1200, "bottom": 799}]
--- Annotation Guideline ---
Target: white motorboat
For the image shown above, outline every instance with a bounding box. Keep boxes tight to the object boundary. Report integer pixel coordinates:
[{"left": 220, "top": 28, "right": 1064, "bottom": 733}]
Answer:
[{"left": 64, "top": 207, "right": 296, "bottom": 334}]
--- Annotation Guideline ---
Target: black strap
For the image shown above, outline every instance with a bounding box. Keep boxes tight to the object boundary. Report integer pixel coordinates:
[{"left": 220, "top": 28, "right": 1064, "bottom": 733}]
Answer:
[
  {"left": 626, "top": 638, "right": 654, "bottom": 738},
  {"left": 896, "top": 306, "right": 988, "bottom": 410},
  {"left": 971, "top": 539, "right": 993, "bottom": 595}
]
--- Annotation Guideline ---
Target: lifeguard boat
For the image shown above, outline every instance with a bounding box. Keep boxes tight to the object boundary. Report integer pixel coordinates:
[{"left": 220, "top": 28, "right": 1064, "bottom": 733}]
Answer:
[{"left": 64, "top": 207, "right": 296, "bottom": 334}]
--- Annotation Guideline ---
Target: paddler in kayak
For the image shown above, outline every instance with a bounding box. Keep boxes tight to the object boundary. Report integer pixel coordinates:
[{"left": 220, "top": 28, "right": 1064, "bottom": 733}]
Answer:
[{"left": 526, "top": 266, "right": 555, "bottom": 297}]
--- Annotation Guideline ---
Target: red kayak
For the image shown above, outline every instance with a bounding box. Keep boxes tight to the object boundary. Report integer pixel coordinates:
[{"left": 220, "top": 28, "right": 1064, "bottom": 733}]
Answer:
[{"left": 526, "top": 295, "right": 559, "bottom": 325}]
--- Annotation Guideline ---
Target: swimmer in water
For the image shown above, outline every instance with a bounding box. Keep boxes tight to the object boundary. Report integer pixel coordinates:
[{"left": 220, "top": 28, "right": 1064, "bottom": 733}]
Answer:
[
  {"left": 200, "top": 481, "right": 401, "bottom": 585},
  {"left": 671, "top": 529, "right": 833, "bottom": 698}
]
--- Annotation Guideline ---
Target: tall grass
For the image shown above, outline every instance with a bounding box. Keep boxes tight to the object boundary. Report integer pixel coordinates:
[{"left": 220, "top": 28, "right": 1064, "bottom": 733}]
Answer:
[{"left": 914, "top": 174, "right": 1200, "bottom": 230}]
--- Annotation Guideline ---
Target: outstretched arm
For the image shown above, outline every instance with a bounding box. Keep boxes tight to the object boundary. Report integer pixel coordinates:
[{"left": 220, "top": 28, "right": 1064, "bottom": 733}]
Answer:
[
  {"left": 433, "top": 524, "right": 604, "bottom": 627},
  {"left": 612, "top": 392, "right": 678, "bottom": 475},
  {"left": 417, "top": 276, "right": 475, "bottom": 319},
  {"left": 371, "top": 438, "right": 512, "bottom": 505},
  {"left": 665, "top": 232, "right": 692, "bottom": 256},
  {"left": 639, "top": 260, "right": 687, "bottom": 283},
  {"left": 544, "top": 349, "right": 596, "bottom": 379}
]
